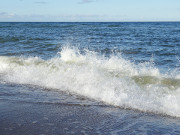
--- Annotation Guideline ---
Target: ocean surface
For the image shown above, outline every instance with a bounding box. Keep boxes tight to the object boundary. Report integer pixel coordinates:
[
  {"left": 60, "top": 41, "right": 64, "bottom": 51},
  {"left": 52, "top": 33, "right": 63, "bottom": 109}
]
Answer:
[{"left": 0, "top": 22, "right": 180, "bottom": 134}]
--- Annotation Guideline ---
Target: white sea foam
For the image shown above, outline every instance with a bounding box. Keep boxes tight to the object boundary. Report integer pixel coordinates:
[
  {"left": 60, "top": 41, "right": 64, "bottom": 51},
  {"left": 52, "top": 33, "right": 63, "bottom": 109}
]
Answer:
[{"left": 0, "top": 47, "right": 180, "bottom": 117}]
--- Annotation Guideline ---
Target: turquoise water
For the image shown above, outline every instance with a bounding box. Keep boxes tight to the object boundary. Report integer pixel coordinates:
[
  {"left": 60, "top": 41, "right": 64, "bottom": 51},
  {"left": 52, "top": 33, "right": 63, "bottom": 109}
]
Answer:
[{"left": 0, "top": 22, "right": 180, "bottom": 134}]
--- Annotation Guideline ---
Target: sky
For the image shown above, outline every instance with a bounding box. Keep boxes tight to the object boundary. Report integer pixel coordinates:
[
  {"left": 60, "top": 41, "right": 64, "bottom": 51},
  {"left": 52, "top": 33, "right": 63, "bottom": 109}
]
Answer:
[{"left": 0, "top": 0, "right": 180, "bottom": 22}]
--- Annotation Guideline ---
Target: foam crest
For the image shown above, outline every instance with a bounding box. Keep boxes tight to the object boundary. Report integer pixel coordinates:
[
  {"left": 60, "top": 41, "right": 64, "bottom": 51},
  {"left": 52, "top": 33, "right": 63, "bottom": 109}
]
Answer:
[{"left": 0, "top": 47, "right": 180, "bottom": 117}]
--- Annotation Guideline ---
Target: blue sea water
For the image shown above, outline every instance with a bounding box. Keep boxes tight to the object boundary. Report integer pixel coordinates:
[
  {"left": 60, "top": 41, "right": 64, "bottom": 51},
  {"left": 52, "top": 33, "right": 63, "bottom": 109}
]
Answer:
[{"left": 0, "top": 22, "right": 180, "bottom": 134}]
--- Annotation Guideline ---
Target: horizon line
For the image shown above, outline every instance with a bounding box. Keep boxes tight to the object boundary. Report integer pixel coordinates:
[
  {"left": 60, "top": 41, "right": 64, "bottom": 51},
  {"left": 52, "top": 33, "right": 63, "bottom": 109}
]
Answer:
[{"left": 0, "top": 21, "right": 180, "bottom": 23}]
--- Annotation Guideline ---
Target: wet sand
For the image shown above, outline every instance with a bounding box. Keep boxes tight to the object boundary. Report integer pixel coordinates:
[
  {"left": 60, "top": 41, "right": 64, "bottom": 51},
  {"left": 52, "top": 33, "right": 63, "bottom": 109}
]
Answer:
[{"left": 1, "top": 99, "right": 180, "bottom": 135}]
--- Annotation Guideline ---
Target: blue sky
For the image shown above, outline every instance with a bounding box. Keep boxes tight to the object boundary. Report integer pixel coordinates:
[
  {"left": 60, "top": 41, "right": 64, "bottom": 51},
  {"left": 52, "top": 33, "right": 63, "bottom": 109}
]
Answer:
[{"left": 0, "top": 0, "right": 180, "bottom": 22}]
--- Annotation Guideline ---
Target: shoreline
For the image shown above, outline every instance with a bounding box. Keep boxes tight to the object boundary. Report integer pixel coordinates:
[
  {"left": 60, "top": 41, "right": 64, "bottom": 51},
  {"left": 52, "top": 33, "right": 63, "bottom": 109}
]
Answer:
[{"left": 1, "top": 99, "right": 180, "bottom": 135}]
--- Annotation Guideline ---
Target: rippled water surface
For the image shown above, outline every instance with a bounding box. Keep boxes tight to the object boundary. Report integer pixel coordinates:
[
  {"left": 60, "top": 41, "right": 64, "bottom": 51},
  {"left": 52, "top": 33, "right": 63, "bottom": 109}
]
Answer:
[{"left": 0, "top": 22, "right": 180, "bottom": 134}]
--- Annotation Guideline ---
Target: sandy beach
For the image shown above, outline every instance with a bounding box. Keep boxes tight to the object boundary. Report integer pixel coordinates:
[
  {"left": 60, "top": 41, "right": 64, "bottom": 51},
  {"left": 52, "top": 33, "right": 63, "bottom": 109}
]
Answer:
[{"left": 1, "top": 98, "right": 180, "bottom": 135}]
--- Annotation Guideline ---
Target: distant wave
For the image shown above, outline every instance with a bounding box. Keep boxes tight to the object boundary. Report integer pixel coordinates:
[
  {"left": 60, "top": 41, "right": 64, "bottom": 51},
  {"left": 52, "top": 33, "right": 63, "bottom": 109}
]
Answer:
[
  {"left": 0, "top": 46, "right": 180, "bottom": 117},
  {"left": 108, "top": 24, "right": 121, "bottom": 27}
]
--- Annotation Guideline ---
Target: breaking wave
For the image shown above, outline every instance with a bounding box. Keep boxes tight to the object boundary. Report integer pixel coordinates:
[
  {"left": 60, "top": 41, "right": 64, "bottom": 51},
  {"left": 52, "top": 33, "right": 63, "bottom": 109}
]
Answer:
[{"left": 0, "top": 46, "right": 180, "bottom": 117}]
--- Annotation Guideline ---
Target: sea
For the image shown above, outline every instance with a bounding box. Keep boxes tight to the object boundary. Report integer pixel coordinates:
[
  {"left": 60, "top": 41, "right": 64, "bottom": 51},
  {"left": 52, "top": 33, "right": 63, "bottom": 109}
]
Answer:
[{"left": 0, "top": 22, "right": 180, "bottom": 135}]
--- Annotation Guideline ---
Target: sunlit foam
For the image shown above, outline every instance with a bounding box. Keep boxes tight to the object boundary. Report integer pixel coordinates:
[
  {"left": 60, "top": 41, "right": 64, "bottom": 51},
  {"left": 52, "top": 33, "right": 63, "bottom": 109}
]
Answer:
[{"left": 0, "top": 46, "right": 180, "bottom": 117}]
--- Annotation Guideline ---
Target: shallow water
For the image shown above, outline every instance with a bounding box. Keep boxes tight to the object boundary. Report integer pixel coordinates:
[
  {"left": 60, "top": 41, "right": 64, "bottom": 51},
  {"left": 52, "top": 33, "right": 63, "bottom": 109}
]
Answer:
[
  {"left": 0, "top": 22, "right": 180, "bottom": 134},
  {"left": 1, "top": 83, "right": 180, "bottom": 135}
]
